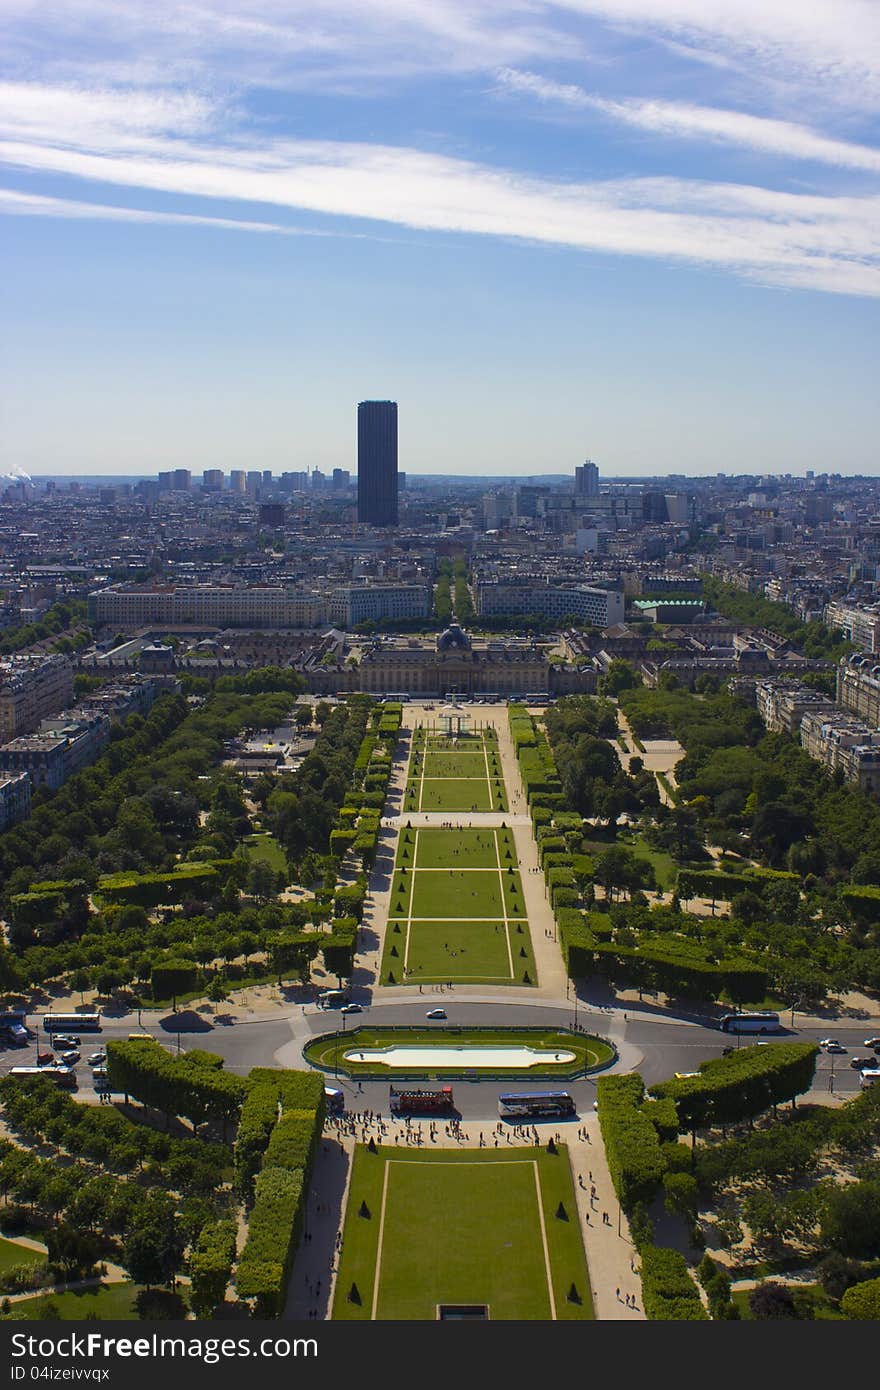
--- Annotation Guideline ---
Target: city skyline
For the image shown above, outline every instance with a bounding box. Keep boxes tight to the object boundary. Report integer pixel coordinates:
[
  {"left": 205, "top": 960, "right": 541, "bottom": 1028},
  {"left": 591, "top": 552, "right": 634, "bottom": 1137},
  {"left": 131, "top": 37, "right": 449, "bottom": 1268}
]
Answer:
[{"left": 1, "top": 2, "right": 879, "bottom": 476}]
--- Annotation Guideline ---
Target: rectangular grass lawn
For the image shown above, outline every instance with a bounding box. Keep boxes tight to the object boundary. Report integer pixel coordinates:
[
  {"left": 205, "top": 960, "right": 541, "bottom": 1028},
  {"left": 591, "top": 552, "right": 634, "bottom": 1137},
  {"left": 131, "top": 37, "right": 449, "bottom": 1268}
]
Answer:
[
  {"left": 416, "top": 779, "right": 493, "bottom": 812},
  {"left": 334, "top": 1147, "right": 593, "bottom": 1321},
  {"left": 423, "top": 751, "right": 489, "bottom": 778},
  {"left": 409, "top": 869, "right": 505, "bottom": 918},
  {"left": 404, "top": 918, "right": 515, "bottom": 980},
  {"left": 410, "top": 828, "right": 516, "bottom": 869}
]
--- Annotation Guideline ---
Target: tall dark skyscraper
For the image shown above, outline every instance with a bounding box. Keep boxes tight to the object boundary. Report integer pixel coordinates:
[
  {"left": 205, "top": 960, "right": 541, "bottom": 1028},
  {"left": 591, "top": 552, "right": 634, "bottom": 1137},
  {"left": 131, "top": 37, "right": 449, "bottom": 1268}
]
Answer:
[{"left": 357, "top": 400, "right": 398, "bottom": 526}]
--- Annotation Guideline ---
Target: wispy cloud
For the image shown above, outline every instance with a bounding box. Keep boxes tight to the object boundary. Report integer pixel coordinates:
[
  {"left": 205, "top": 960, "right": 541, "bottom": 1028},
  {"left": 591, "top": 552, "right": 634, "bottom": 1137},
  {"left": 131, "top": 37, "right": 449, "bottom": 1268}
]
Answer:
[
  {"left": 497, "top": 68, "right": 880, "bottom": 173},
  {"left": 0, "top": 186, "right": 298, "bottom": 234},
  {"left": 1, "top": 91, "right": 878, "bottom": 297}
]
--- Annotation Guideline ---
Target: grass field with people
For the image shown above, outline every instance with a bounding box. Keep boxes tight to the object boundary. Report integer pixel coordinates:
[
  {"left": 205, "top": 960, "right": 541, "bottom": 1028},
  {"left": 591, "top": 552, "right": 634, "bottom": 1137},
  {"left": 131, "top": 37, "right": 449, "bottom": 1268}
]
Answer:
[{"left": 333, "top": 1146, "right": 593, "bottom": 1320}]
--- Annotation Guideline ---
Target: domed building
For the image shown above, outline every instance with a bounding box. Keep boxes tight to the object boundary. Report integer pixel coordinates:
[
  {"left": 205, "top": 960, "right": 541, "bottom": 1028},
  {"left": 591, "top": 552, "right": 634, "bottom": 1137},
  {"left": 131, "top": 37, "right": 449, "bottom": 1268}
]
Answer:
[{"left": 436, "top": 621, "right": 471, "bottom": 653}]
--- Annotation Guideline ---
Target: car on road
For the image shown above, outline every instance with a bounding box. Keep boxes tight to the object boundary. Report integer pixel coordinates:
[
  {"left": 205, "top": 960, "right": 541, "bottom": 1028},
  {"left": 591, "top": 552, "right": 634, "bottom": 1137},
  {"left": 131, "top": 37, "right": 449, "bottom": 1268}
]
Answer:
[
  {"left": 819, "top": 1038, "right": 842, "bottom": 1049},
  {"left": 426, "top": 1009, "right": 447, "bottom": 1020},
  {"left": 823, "top": 1041, "right": 847, "bottom": 1053},
  {"left": 87, "top": 1051, "right": 106, "bottom": 1066},
  {"left": 864, "top": 1037, "right": 880, "bottom": 1049},
  {"left": 51, "top": 1035, "right": 79, "bottom": 1050},
  {"left": 340, "top": 1003, "right": 362, "bottom": 1014},
  {"left": 850, "top": 1056, "right": 875, "bottom": 1070},
  {"left": 59, "top": 1050, "right": 80, "bottom": 1066},
  {"left": 36, "top": 1051, "right": 54, "bottom": 1066},
  {"left": 91, "top": 1066, "right": 108, "bottom": 1079}
]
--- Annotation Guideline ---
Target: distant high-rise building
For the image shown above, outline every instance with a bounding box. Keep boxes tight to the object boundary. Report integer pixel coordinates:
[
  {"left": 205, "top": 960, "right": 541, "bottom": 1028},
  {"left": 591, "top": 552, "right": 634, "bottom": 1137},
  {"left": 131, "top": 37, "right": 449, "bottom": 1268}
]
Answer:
[
  {"left": 246, "top": 471, "right": 261, "bottom": 496},
  {"left": 171, "top": 469, "right": 191, "bottom": 491},
  {"left": 229, "top": 470, "right": 246, "bottom": 494},
  {"left": 202, "top": 469, "right": 224, "bottom": 492},
  {"left": 332, "top": 468, "right": 351, "bottom": 490},
  {"left": 357, "top": 400, "right": 398, "bottom": 526},
  {"left": 259, "top": 503, "right": 286, "bottom": 528},
  {"left": 575, "top": 460, "right": 599, "bottom": 497},
  {"left": 157, "top": 472, "right": 172, "bottom": 491},
  {"left": 398, "top": 472, "right": 406, "bottom": 491},
  {"left": 262, "top": 470, "right": 273, "bottom": 487}
]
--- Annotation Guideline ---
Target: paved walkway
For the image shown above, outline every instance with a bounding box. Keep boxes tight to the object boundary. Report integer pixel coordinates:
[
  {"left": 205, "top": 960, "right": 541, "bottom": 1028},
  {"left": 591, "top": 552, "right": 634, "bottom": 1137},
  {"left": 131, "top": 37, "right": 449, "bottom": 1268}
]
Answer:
[{"left": 284, "top": 1106, "right": 643, "bottom": 1322}]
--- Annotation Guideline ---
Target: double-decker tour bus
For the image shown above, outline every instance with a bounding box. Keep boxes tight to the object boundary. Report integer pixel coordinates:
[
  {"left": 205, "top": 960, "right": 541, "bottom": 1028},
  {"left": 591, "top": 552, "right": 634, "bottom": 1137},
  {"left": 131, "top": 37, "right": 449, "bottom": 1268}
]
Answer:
[
  {"left": 498, "top": 1090, "right": 576, "bottom": 1120},
  {"left": 42, "top": 1012, "right": 102, "bottom": 1033},
  {"left": 718, "top": 1011, "right": 781, "bottom": 1035},
  {"left": 10, "top": 1066, "right": 77, "bottom": 1089},
  {"left": 389, "top": 1084, "right": 455, "bottom": 1116}
]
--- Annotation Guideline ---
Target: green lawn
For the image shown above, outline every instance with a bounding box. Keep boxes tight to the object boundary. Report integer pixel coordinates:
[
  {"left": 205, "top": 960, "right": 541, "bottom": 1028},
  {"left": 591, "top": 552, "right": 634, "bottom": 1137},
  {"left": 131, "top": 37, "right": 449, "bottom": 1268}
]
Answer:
[
  {"left": 731, "top": 1284, "right": 844, "bottom": 1320},
  {"left": 409, "top": 870, "right": 511, "bottom": 919},
  {"left": 4, "top": 1282, "right": 145, "bottom": 1321},
  {"left": 0, "top": 1236, "right": 45, "bottom": 1275},
  {"left": 423, "top": 751, "right": 492, "bottom": 778},
  {"left": 304, "top": 1026, "right": 613, "bottom": 1077},
  {"left": 405, "top": 729, "right": 509, "bottom": 812},
  {"left": 624, "top": 836, "right": 677, "bottom": 890},
  {"left": 409, "top": 827, "right": 516, "bottom": 869},
  {"left": 241, "top": 832, "right": 288, "bottom": 873},
  {"left": 383, "top": 828, "right": 532, "bottom": 984},
  {"left": 334, "top": 1146, "right": 593, "bottom": 1320}
]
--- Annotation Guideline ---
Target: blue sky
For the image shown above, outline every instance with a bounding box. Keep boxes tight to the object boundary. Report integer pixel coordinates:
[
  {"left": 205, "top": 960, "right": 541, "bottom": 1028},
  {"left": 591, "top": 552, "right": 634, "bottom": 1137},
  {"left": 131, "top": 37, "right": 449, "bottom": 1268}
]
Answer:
[{"left": 1, "top": 2, "right": 879, "bottom": 477}]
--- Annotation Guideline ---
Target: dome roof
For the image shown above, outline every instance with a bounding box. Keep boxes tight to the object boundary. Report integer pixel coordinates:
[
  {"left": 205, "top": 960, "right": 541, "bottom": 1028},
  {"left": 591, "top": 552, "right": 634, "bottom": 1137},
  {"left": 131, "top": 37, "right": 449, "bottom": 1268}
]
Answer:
[{"left": 437, "top": 621, "right": 471, "bottom": 651}]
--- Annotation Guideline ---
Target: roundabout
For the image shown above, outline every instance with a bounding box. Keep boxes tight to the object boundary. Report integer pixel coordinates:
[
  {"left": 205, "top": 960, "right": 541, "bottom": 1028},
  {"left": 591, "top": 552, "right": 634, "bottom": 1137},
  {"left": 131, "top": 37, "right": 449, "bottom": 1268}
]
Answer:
[{"left": 302, "top": 1024, "right": 616, "bottom": 1080}]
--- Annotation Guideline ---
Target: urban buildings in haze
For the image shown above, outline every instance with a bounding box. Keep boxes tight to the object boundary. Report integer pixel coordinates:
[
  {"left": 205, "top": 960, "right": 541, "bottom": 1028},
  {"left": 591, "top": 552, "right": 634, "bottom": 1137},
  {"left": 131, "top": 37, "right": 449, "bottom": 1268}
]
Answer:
[{"left": 357, "top": 400, "right": 398, "bottom": 526}]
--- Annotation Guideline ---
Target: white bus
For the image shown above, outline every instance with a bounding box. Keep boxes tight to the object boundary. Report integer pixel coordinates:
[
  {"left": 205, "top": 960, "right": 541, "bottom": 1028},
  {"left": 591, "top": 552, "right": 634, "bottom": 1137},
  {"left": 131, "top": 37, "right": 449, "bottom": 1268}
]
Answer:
[
  {"left": 10, "top": 1066, "right": 77, "bottom": 1089},
  {"left": 719, "top": 1011, "right": 782, "bottom": 1035},
  {"left": 42, "top": 1012, "right": 101, "bottom": 1033},
  {"left": 317, "top": 990, "right": 349, "bottom": 1009}
]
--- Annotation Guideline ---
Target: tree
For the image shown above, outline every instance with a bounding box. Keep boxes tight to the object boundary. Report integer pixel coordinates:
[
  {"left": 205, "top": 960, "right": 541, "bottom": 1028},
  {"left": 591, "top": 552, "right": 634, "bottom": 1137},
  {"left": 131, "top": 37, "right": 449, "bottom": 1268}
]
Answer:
[
  {"left": 293, "top": 705, "right": 313, "bottom": 729},
  {"left": 122, "top": 1218, "right": 185, "bottom": 1288},
  {"left": 820, "top": 1179, "right": 880, "bottom": 1257},
  {"left": 840, "top": 1277, "right": 880, "bottom": 1320},
  {"left": 150, "top": 959, "right": 199, "bottom": 1012},
  {"left": 246, "top": 859, "right": 279, "bottom": 902},
  {"left": 599, "top": 660, "right": 640, "bottom": 698},
  {"left": 748, "top": 1282, "right": 798, "bottom": 1319}
]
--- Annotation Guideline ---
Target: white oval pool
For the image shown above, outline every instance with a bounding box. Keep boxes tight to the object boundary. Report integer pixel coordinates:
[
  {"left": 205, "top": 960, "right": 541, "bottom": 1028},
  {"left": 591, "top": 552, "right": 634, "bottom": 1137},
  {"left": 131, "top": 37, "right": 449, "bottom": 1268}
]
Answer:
[{"left": 342, "top": 1045, "right": 576, "bottom": 1069}]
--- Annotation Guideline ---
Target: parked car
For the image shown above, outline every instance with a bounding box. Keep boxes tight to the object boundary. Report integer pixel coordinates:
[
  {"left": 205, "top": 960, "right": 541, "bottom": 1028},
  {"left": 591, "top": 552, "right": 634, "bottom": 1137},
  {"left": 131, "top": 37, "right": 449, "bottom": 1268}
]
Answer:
[
  {"left": 36, "top": 1051, "right": 54, "bottom": 1066},
  {"left": 426, "top": 1009, "right": 447, "bottom": 1020},
  {"left": 850, "top": 1056, "right": 875, "bottom": 1070},
  {"left": 91, "top": 1066, "right": 108, "bottom": 1079},
  {"left": 87, "top": 1051, "right": 106, "bottom": 1066},
  {"left": 60, "top": 1050, "right": 80, "bottom": 1066},
  {"left": 340, "top": 1003, "right": 362, "bottom": 1015},
  {"left": 51, "top": 1035, "right": 79, "bottom": 1050}
]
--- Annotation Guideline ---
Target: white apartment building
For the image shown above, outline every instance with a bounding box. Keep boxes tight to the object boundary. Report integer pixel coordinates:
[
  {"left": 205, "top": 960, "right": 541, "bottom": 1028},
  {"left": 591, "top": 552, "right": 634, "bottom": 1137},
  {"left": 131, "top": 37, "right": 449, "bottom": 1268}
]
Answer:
[
  {"left": 476, "top": 582, "right": 625, "bottom": 628},
  {"left": 329, "top": 584, "right": 430, "bottom": 628},
  {"left": 824, "top": 600, "right": 880, "bottom": 654},
  {"left": 0, "top": 654, "right": 74, "bottom": 742},
  {"left": 89, "top": 584, "right": 328, "bottom": 629}
]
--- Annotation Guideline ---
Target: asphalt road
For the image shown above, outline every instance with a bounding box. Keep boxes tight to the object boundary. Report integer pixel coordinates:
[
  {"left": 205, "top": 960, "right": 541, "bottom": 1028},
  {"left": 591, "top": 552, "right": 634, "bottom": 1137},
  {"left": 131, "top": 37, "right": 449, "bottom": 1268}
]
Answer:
[{"left": 2, "top": 999, "right": 876, "bottom": 1120}]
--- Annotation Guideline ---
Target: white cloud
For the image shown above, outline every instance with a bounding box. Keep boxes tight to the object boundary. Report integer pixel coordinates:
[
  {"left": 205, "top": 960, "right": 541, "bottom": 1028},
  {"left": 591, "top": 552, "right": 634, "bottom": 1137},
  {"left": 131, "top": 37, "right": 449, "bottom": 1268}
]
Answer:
[
  {"left": 0, "top": 185, "right": 296, "bottom": 233},
  {"left": 1, "top": 114, "right": 879, "bottom": 296},
  {"left": 498, "top": 68, "right": 880, "bottom": 173},
  {"left": 554, "top": 0, "right": 880, "bottom": 108}
]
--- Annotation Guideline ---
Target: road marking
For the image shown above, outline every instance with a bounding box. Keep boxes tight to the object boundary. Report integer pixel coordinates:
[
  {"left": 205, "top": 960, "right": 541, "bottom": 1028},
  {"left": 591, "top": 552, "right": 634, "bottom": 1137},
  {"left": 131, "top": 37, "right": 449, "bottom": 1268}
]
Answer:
[{"left": 532, "top": 1160, "right": 558, "bottom": 1320}]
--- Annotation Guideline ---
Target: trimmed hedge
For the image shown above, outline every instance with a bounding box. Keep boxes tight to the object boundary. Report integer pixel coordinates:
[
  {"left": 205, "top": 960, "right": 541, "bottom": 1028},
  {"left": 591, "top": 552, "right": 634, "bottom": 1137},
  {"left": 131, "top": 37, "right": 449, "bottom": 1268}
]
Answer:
[
  {"left": 106, "top": 1039, "right": 246, "bottom": 1128},
  {"left": 189, "top": 1219, "right": 238, "bottom": 1316},
  {"left": 649, "top": 1042, "right": 819, "bottom": 1131},
  {"left": 640, "top": 1246, "right": 708, "bottom": 1320},
  {"left": 235, "top": 1167, "right": 304, "bottom": 1317},
  {"left": 596, "top": 1073, "right": 665, "bottom": 1209}
]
